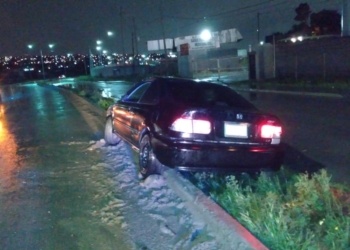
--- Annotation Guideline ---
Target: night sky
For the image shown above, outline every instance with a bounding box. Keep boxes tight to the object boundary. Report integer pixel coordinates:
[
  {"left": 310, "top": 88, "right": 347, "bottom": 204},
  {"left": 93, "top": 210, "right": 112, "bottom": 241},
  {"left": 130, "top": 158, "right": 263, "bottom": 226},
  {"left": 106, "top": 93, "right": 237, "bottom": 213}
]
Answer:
[{"left": 0, "top": 0, "right": 341, "bottom": 56}]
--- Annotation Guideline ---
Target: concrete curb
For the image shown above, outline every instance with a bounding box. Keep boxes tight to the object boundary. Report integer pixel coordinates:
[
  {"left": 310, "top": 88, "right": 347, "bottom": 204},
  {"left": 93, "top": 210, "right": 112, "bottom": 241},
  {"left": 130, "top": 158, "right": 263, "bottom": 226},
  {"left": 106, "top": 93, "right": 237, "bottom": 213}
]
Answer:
[
  {"left": 234, "top": 87, "right": 344, "bottom": 98},
  {"left": 164, "top": 169, "right": 268, "bottom": 250}
]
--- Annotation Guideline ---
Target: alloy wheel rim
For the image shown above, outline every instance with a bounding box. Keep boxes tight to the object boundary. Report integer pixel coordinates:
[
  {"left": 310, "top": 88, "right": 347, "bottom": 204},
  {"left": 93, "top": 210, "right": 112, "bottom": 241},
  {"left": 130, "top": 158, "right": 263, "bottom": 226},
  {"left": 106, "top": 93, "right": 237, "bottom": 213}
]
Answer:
[{"left": 140, "top": 144, "right": 150, "bottom": 174}]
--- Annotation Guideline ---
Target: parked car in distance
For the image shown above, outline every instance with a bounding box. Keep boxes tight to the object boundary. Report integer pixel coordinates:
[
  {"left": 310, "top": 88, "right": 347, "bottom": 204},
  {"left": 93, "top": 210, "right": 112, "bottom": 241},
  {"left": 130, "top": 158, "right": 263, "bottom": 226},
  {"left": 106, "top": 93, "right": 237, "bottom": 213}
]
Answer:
[{"left": 104, "top": 77, "right": 284, "bottom": 178}]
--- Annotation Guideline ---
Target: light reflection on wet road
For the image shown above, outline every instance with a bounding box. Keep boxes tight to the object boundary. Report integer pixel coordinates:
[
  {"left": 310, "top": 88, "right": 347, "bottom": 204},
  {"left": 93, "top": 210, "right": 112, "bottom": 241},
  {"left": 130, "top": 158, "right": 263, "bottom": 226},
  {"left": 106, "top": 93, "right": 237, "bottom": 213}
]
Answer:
[{"left": 0, "top": 83, "right": 132, "bottom": 249}]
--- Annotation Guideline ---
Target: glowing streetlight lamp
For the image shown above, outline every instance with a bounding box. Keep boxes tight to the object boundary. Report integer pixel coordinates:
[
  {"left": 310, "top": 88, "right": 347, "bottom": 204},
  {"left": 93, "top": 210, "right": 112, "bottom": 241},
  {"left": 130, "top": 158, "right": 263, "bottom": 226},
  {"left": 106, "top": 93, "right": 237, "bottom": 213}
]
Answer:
[
  {"left": 107, "top": 31, "right": 113, "bottom": 36},
  {"left": 200, "top": 29, "right": 212, "bottom": 41}
]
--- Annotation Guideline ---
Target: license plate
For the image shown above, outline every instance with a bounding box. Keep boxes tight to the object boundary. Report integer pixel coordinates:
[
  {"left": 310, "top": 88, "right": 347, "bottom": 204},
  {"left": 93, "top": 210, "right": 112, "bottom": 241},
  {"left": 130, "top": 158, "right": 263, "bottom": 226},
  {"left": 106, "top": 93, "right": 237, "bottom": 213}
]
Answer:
[{"left": 224, "top": 122, "right": 248, "bottom": 138}]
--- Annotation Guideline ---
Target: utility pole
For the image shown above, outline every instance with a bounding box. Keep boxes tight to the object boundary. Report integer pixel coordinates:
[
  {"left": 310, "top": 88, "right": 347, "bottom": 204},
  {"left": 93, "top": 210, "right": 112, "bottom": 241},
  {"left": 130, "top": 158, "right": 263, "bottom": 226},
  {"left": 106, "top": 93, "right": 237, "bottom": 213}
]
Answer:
[
  {"left": 257, "top": 12, "right": 260, "bottom": 44},
  {"left": 40, "top": 50, "right": 45, "bottom": 80},
  {"left": 343, "top": 0, "right": 350, "bottom": 36},
  {"left": 131, "top": 32, "right": 135, "bottom": 74},
  {"left": 120, "top": 7, "right": 125, "bottom": 64},
  {"left": 160, "top": 4, "right": 167, "bottom": 57},
  {"left": 160, "top": 3, "right": 168, "bottom": 75},
  {"left": 132, "top": 17, "right": 138, "bottom": 56}
]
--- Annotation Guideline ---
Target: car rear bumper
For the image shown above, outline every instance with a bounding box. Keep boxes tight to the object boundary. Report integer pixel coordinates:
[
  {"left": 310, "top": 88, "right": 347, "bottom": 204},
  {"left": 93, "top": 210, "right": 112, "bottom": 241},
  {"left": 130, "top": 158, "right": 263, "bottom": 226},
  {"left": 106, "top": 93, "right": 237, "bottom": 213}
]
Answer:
[{"left": 152, "top": 137, "right": 284, "bottom": 173}]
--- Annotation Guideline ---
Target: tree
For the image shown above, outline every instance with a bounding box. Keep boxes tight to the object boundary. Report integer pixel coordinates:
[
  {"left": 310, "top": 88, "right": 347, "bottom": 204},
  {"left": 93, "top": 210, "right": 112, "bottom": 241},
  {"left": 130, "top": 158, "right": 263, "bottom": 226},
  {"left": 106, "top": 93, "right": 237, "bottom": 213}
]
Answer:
[
  {"left": 294, "top": 3, "right": 312, "bottom": 24},
  {"left": 264, "top": 3, "right": 340, "bottom": 43},
  {"left": 310, "top": 10, "right": 341, "bottom": 36}
]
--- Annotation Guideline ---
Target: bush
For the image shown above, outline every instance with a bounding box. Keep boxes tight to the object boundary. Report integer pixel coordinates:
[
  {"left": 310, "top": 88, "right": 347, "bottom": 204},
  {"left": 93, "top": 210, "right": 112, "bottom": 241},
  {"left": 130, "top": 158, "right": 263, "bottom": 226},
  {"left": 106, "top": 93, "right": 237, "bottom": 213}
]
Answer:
[
  {"left": 97, "top": 97, "right": 115, "bottom": 110},
  {"left": 201, "top": 169, "right": 350, "bottom": 249}
]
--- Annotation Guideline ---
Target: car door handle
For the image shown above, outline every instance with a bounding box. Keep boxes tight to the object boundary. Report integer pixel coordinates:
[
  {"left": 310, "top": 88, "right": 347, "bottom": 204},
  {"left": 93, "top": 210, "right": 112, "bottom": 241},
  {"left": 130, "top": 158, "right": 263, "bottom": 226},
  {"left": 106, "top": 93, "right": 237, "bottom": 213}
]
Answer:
[{"left": 128, "top": 107, "right": 135, "bottom": 114}]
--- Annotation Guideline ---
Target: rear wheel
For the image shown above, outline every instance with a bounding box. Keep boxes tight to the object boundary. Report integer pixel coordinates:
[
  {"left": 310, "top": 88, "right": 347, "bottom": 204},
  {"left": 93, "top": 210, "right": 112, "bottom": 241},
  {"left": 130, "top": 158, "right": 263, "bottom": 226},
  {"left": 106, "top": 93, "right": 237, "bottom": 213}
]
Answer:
[
  {"left": 104, "top": 117, "right": 121, "bottom": 145},
  {"left": 139, "top": 135, "right": 163, "bottom": 178}
]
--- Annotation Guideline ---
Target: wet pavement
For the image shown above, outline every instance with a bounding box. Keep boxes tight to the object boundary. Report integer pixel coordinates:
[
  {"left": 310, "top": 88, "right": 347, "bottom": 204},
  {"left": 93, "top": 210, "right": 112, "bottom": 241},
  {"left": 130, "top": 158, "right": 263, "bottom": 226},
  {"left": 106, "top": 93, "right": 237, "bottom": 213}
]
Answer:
[
  {"left": 0, "top": 83, "right": 132, "bottom": 249},
  {"left": 0, "top": 82, "right": 257, "bottom": 250}
]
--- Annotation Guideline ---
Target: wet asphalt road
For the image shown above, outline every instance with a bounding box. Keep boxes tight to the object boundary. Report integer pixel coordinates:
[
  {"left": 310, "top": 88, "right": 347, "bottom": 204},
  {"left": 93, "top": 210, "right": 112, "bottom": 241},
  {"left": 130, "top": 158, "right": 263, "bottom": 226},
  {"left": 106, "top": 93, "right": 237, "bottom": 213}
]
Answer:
[
  {"left": 0, "top": 83, "right": 132, "bottom": 250},
  {"left": 238, "top": 90, "right": 350, "bottom": 185},
  {"left": 1, "top": 79, "right": 349, "bottom": 249}
]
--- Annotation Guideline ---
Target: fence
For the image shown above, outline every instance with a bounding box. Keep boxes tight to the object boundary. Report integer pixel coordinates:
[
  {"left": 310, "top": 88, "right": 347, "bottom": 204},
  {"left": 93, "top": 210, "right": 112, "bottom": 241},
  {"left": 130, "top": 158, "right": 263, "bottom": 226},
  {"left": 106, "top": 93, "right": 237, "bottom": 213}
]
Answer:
[
  {"left": 191, "top": 56, "right": 248, "bottom": 81},
  {"left": 274, "top": 37, "right": 350, "bottom": 81}
]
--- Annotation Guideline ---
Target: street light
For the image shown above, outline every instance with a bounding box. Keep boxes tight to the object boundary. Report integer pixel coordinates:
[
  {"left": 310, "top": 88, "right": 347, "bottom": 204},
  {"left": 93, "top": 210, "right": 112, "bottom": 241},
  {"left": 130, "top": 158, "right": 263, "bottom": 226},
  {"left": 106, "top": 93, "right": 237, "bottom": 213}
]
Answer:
[
  {"left": 27, "top": 44, "right": 45, "bottom": 80},
  {"left": 48, "top": 44, "right": 55, "bottom": 51},
  {"left": 27, "top": 44, "right": 35, "bottom": 79},
  {"left": 200, "top": 29, "right": 212, "bottom": 41},
  {"left": 107, "top": 31, "right": 113, "bottom": 36},
  {"left": 96, "top": 45, "right": 102, "bottom": 66},
  {"left": 27, "top": 43, "right": 56, "bottom": 81}
]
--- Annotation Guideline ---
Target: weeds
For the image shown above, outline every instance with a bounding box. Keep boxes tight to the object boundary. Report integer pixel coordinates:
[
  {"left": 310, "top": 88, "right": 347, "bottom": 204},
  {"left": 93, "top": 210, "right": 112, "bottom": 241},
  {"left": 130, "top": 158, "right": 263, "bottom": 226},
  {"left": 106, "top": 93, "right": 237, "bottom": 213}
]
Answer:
[{"left": 194, "top": 168, "right": 350, "bottom": 249}]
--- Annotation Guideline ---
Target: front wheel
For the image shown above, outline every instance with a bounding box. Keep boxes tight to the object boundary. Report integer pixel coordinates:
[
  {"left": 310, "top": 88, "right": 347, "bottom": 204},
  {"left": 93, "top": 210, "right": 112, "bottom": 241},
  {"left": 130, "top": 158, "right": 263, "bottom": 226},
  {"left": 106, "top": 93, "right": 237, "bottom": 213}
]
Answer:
[
  {"left": 139, "top": 135, "right": 163, "bottom": 178},
  {"left": 104, "top": 117, "right": 121, "bottom": 145}
]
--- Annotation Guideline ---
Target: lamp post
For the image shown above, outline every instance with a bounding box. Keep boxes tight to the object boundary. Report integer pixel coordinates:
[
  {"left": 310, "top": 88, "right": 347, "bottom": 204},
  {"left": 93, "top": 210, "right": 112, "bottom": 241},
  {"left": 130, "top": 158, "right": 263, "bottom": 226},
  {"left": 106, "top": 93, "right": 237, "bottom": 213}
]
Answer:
[
  {"left": 47, "top": 44, "right": 55, "bottom": 79},
  {"left": 27, "top": 44, "right": 34, "bottom": 79},
  {"left": 27, "top": 43, "right": 56, "bottom": 81},
  {"left": 40, "top": 49, "right": 46, "bottom": 80},
  {"left": 96, "top": 40, "right": 104, "bottom": 66},
  {"left": 27, "top": 44, "right": 45, "bottom": 80},
  {"left": 96, "top": 45, "right": 102, "bottom": 66}
]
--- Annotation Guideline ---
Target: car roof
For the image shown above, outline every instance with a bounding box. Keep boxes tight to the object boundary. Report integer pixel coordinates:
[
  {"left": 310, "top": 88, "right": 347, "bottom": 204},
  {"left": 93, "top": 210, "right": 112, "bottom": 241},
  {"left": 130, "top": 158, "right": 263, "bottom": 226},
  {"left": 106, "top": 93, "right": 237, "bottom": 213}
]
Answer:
[{"left": 147, "top": 76, "right": 228, "bottom": 87}]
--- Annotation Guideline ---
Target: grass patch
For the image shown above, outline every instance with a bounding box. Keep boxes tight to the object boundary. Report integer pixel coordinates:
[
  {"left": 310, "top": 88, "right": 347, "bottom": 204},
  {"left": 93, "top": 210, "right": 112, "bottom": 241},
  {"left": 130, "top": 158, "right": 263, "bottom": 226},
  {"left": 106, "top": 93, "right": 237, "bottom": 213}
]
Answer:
[
  {"left": 193, "top": 169, "right": 350, "bottom": 249},
  {"left": 97, "top": 97, "right": 115, "bottom": 110}
]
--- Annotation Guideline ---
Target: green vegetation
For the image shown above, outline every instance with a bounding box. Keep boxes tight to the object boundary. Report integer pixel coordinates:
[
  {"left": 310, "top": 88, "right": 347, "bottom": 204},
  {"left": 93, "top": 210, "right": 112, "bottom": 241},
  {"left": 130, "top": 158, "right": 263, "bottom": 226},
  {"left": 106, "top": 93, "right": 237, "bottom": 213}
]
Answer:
[
  {"left": 97, "top": 97, "right": 115, "bottom": 110},
  {"left": 193, "top": 169, "right": 350, "bottom": 249}
]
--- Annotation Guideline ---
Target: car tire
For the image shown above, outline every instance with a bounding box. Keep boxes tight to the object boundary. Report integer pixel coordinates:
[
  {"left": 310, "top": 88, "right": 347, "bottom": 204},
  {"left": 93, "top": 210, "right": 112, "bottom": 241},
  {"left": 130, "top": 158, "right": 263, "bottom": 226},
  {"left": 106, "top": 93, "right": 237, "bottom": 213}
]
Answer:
[
  {"left": 104, "top": 116, "right": 121, "bottom": 145},
  {"left": 139, "top": 134, "right": 163, "bottom": 178}
]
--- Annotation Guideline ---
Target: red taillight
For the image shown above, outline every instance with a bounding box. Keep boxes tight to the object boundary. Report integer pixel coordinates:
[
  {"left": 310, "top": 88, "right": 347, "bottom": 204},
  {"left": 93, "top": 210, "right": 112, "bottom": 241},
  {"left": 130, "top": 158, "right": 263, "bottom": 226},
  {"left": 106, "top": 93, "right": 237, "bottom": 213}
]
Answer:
[
  {"left": 261, "top": 124, "right": 282, "bottom": 138},
  {"left": 170, "top": 118, "right": 211, "bottom": 134},
  {"left": 260, "top": 124, "right": 282, "bottom": 144}
]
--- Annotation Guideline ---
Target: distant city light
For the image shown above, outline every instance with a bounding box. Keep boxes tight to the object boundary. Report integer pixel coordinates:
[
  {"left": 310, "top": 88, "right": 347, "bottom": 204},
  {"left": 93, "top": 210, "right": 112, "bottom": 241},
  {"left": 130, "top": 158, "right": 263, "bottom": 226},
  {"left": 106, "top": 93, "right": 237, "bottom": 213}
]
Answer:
[
  {"left": 297, "top": 36, "right": 303, "bottom": 41},
  {"left": 291, "top": 37, "right": 297, "bottom": 43}
]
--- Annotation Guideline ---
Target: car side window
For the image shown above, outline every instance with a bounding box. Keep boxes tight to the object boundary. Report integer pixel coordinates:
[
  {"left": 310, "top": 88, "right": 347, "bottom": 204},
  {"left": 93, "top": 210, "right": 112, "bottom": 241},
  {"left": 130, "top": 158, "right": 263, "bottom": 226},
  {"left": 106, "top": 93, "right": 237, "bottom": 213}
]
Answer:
[
  {"left": 139, "top": 81, "right": 160, "bottom": 104},
  {"left": 123, "top": 82, "right": 151, "bottom": 103}
]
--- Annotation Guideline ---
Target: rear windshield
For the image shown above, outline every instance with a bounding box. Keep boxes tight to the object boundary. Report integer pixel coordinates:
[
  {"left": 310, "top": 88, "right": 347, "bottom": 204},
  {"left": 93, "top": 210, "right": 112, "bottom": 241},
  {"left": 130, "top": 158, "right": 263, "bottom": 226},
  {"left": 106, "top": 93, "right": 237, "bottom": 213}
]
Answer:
[{"left": 167, "top": 81, "right": 256, "bottom": 110}]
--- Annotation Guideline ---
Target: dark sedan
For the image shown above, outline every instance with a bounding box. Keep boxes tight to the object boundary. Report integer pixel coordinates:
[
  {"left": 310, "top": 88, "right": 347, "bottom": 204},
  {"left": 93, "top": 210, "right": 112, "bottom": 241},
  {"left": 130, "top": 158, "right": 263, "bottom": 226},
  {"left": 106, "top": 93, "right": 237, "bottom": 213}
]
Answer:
[{"left": 104, "top": 77, "right": 284, "bottom": 178}]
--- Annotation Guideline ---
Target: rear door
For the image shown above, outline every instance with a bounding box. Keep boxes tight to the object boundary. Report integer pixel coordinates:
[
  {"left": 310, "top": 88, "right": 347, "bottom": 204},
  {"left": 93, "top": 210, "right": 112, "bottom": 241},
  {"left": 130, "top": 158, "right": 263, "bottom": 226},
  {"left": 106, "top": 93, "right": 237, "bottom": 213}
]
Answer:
[
  {"left": 112, "top": 82, "right": 151, "bottom": 144},
  {"left": 129, "top": 80, "right": 161, "bottom": 146}
]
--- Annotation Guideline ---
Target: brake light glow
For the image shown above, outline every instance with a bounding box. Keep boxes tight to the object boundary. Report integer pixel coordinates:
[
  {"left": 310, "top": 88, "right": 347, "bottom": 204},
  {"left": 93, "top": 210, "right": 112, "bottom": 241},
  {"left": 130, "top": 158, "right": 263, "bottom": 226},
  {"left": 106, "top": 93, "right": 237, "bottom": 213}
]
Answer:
[
  {"left": 261, "top": 124, "right": 282, "bottom": 138},
  {"left": 170, "top": 118, "right": 211, "bottom": 134}
]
